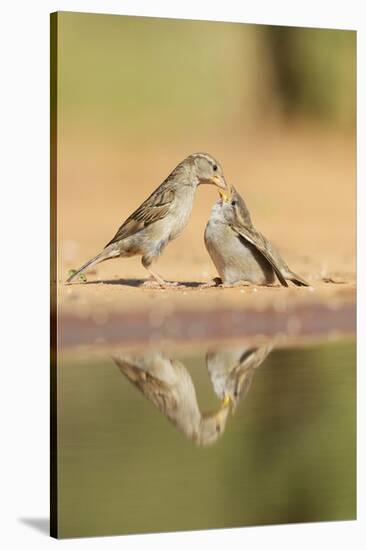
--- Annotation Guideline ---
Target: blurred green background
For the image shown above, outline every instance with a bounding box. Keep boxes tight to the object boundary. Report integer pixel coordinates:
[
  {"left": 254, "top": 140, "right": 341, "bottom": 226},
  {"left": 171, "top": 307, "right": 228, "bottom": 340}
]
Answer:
[
  {"left": 57, "top": 12, "right": 356, "bottom": 139},
  {"left": 58, "top": 340, "right": 356, "bottom": 538}
]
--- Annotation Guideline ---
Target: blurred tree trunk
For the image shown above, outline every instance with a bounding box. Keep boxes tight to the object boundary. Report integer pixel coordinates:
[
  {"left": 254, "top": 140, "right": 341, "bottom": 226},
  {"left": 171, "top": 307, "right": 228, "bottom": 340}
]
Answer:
[{"left": 264, "top": 26, "right": 302, "bottom": 117}]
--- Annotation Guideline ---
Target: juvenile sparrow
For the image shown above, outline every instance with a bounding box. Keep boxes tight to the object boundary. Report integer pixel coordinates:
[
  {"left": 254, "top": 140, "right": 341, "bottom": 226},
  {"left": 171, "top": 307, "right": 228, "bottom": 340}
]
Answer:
[
  {"left": 113, "top": 352, "right": 230, "bottom": 446},
  {"left": 204, "top": 186, "right": 309, "bottom": 287},
  {"left": 67, "top": 153, "right": 228, "bottom": 287},
  {"left": 206, "top": 344, "right": 273, "bottom": 412}
]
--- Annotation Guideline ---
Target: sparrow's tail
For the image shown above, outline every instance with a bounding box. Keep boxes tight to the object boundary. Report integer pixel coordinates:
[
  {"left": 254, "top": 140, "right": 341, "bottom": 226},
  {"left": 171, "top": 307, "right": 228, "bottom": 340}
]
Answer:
[
  {"left": 287, "top": 270, "right": 310, "bottom": 287},
  {"left": 66, "top": 245, "right": 119, "bottom": 283}
]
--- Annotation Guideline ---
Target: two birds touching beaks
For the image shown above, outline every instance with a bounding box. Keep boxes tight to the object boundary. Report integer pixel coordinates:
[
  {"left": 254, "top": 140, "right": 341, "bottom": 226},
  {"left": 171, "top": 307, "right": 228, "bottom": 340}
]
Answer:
[
  {"left": 67, "top": 152, "right": 309, "bottom": 288},
  {"left": 113, "top": 343, "right": 273, "bottom": 446}
]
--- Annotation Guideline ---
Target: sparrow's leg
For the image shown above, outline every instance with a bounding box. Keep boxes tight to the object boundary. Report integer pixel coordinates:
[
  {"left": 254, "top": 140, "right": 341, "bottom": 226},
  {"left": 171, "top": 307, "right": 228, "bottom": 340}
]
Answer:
[{"left": 141, "top": 256, "right": 180, "bottom": 288}]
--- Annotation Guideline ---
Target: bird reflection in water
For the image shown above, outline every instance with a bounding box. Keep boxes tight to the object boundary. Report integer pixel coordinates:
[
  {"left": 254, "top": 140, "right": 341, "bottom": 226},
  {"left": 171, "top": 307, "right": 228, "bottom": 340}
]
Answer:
[
  {"left": 206, "top": 344, "right": 273, "bottom": 412},
  {"left": 112, "top": 343, "right": 272, "bottom": 446}
]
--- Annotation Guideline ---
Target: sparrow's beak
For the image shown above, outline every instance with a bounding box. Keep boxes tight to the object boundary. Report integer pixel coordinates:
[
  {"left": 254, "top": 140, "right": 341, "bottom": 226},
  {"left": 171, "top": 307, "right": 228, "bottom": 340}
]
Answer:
[
  {"left": 211, "top": 174, "right": 227, "bottom": 190},
  {"left": 218, "top": 189, "right": 230, "bottom": 203},
  {"left": 214, "top": 400, "right": 231, "bottom": 432},
  {"left": 221, "top": 394, "right": 232, "bottom": 409},
  {"left": 203, "top": 394, "right": 231, "bottom": 424},
  {"left": 216, "top": 179, "right": 232, "bottom": 203},
  {"left": 201, "top": 174, "right": 231, "bottom": 201}
]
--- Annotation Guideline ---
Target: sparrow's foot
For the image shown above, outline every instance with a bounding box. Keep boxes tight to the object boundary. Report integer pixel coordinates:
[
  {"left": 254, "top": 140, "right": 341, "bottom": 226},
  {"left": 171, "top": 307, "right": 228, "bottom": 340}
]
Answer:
[
  {"left": 142, "top": 278, "right": 180, "bottom": 289},
  {"left": 141, "top": 267, "right": 181, "bottom": 289},
  {"left": 200, "top": 277, "right": 222, "bottom": 289},
  {"left": 221, "top": 281, "right": 250, "bottom": 289}
]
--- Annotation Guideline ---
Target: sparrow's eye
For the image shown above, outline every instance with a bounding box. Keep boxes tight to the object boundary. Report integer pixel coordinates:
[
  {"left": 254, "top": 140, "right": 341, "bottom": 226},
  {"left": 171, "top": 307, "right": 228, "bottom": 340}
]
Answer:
[
  {"left": 212, "top": 164, "right": 218, "bottom": 172},
  {"left": 231, "top": 199, "right": 237, "bottom": 206}
]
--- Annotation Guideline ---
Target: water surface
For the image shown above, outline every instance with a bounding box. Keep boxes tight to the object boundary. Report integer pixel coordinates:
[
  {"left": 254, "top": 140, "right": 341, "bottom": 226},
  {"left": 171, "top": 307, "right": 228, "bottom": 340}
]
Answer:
[{"left": 57, "top": 338, "right": 356, "bottom": 538}]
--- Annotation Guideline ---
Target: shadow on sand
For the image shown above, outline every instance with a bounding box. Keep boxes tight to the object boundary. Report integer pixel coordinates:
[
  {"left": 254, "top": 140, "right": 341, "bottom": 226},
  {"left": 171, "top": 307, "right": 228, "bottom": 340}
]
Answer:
[{"left": 78, "top": 278, "right": 203, "bottom": 289}]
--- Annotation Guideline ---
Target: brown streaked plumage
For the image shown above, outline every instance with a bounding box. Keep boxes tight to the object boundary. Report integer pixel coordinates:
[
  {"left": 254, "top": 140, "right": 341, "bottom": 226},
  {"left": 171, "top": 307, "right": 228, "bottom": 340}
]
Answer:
[
  {"left": 67, "top": 153, "right": 228, "bottom": 287},
  {"left": 113, "top": 352, "right": 230, "bottom": 446}
]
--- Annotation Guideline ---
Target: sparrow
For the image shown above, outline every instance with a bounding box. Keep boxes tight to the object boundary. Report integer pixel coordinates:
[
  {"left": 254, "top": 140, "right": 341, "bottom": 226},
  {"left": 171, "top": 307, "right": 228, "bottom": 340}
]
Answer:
[
  {"left": 112, "top": 352, "right": 230, "bottom": 446},
  {"left": 204, "top": 185, "right": 309, "bottom": 287},
  {"left": 206, "top": 343, "right": 273, "bottom": 412},
  {"left": 67, "top": 153, "right": 228, "bottom": 287}
]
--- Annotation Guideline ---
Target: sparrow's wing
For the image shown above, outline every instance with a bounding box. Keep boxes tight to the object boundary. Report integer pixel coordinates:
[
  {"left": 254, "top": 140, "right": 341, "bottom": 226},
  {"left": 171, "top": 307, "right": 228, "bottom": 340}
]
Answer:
[
  {"left": 230, "top": 345, "right": 273, "bottom": 401},
  {"left": 231, "top": 222, "right": 289, "bottom": 287},
  {"left": 105, "top": 185, "right": 175, "bottom": 247},
  {"left": 238, "top": 345, "right": 273, "bottom": 370},
  {"left": 113, "top": 357, "right": 178, "bottom": 414}
]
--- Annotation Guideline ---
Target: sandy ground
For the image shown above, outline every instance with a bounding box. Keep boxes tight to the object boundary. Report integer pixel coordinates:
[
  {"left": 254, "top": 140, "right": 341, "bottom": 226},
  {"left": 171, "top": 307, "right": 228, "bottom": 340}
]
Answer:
[{"left": 57, "top": 124, "right": 356, "bottom": 320}]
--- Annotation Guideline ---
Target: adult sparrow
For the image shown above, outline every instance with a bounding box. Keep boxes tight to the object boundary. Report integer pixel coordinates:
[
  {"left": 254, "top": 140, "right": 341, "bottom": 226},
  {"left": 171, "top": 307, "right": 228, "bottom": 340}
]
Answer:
[
  {"left": 113, "top": 352, "right": 230, "bottom": 446},
  {"left": 67, "top": 153, "right": 228, "bottom": 287}
]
